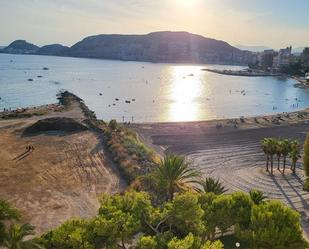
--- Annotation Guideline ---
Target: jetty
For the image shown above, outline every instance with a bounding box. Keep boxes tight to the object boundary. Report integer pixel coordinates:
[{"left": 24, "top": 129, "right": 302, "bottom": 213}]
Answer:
[{"left": 202, "top": 68, "right": 281, "bottom": 77}]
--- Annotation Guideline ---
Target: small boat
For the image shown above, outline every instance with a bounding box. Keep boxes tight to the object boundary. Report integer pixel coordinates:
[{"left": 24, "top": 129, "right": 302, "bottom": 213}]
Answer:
[
  {"left": 27, "top": 78, "right": 33, "bottom": 82},
  {"left": 125, "top": 100, "right": 131, "bottom": 104},
  {"left": 115, "top": 98, "right": 119, "bottom": 101},
  {"left": 99, "top": 93, "right": 103, "bottom": 96},
  {"left": 132, "top": 98, "right": 135, "bottom": 101},
  {"left": 42, "top": 67, "right": 49, "bottom": 70},
  {"left": 37, "top": 75, "right": 43, "bottom": 78}
]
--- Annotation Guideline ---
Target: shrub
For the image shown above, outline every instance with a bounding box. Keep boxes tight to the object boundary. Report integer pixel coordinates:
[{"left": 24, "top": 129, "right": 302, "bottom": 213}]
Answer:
[
  {"left": 249, "top": 200, "right": 307, "bottom": 249},
  {"left": 108, "top": 119, "right": 118, "bottom": 130},
  {"left": 137, "top": 236, "right": 157, "bottom": 249}
]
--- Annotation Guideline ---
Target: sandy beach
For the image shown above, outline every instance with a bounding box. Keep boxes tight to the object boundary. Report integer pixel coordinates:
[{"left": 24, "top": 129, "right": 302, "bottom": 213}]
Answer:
[{"left": 132, "top": 109, "right": 309, "bottom": 239}]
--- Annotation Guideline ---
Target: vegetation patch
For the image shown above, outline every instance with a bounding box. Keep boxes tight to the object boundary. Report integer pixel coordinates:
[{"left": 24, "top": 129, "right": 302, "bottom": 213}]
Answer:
[
  {"left": 103, "top": 120, "right": 159, "bottom": 182},
  {"left": 0, "top": 109, "right": 48, "bottom": 119}
]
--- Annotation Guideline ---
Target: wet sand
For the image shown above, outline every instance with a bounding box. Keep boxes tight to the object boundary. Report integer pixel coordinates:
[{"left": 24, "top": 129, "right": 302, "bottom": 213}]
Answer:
[{"left": 132, "top": 110, "right": 309, "bottom": 239}]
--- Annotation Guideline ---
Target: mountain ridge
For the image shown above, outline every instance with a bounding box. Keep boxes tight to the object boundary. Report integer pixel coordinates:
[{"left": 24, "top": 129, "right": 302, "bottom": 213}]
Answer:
[{"left": 0, "top": 31, "right": 253, "bottom": 65}]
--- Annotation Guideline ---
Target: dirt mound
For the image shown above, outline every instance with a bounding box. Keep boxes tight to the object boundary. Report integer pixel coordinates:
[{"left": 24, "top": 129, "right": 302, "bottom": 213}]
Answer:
[{"left": 24, "top": 117, "right": 88, "bottom": 133}]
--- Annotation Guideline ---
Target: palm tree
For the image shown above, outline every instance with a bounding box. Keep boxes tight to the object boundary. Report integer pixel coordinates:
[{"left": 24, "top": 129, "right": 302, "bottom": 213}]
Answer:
[
  {"left": 195, "top": 177, "right": 227, "bottom": 195},
  {"left": 281, "top": 139, "right": 291, "bottom": 174},
  {"left": 0, "top": 200, "right": 20, "bottom": 246},
  {"left": 249, "top": 189, "right": 267, "bottom": 205},
  {"left": 0, "top": 200, "right": 20, "bottom": 221},
  {"left": 268, "top": 138, "right": 277, "bottom": 174},
  {"left": 3, "top": 223, "right": 42, "bottom": 249},
  {"left": 276, "top": 140, "right": 283, "bottom": 170},
  {"left": 155, "top": 154, "right": 200, "bottom": 200},
  {"left": 261, "top": 138, "right": 270, "bottom": 172},
  {"left": 290, "top": 140, "right": 301, "bottom": 174}
]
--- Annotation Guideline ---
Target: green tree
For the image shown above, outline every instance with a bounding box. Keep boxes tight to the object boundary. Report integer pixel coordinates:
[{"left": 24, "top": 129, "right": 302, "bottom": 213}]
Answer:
[
  {"left": 304, "top": 133, "right": 309, "bottom": 177},
  {"left": 155, "top": 154, "right": 200, "bottom": 200},
  {"left": 167, "top": 233, "right": 223, "bottom": 249},
  {"left": 136, "top": 236, "right": 157, "bottom": 249},
  {"left": 200, "top": 240, "right": 223, "bottom": 249},
  {"left": 231, "top": 192, "right": 253, "bottom": 230},
  {"left": 290, "top": 140, "right": 301, "bottom": 174},
  {"left": 281, "top": 139, "right": 291, "bottom": 174},
  {"left": 249, "top": 189, "right": 266, "bottom": 205},
  {"left": 3, "top": 223, "right": 42, "bottom": 249},
  {"left": 41, "top": 219, "right": 95, "bottom": 249},
  {"left": 249, "top": 200, "right": 307, "bottom": 249},
  {"left": 211, "top": 195, "right": 234, "bottom": 236},
  {"left": 166, "top": 192, "right": 205, "bottom": 237},
  {"left": 195, "top": 177, "right": 227, "bottom": 195},
  {"left": 167, "top": 233, "right": 198, "bottom": 249},
  {"left": 94, "top": 191, "right": 153, "bottom": 249}
]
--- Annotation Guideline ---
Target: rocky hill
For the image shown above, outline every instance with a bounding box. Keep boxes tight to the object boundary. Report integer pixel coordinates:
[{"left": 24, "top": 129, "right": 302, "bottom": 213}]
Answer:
[
  {"left": 2, "top": 40, "right": 39, "bottom": 54},
  {"left": 1, "top": 32, "right": 254, "bottom": 64},
  {"left": 37, "top": 44, "right": 69, "bottom": 56},
  {"left": 66, "top": 31, "right": 252, "bottom": 64}
]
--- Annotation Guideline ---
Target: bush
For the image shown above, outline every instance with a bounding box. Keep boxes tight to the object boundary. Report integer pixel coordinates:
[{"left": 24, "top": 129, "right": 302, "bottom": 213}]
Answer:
[
  {"left": 41, "top": 219, "right": 95, "bottom": 249},
  {"left": 249, "top": 200, "right": 307, "bottom": 249},
  {"left": 109, "top": 119, "right": 118, "bottom": 130},
  {"left": 137, "top": 236, "right": 157, "bottom": 249}
]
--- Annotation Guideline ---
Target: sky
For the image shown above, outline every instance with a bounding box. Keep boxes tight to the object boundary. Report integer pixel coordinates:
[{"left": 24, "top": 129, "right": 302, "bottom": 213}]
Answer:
[{"left": 1, "top": 0, "right": 309, "bottom": 49}]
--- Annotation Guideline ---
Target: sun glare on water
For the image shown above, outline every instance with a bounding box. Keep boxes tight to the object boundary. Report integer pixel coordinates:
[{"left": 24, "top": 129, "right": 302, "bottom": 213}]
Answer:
[{"left": 168, "top": 66, "right": 204, "bottom": 122}]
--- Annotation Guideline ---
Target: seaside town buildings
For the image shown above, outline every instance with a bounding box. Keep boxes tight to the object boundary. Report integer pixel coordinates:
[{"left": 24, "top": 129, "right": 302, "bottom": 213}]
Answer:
[
  {"left": 273, "top": 46, "right": 292, "bottom": 69},
  {"left": 256, "top": 46, "right": 292, "bottom": 70}
]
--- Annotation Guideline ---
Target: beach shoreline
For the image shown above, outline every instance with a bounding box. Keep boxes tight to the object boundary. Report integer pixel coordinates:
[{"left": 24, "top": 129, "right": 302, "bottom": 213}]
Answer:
[{"left": 203, "top": 67, "right": 309, "bottom": 89}]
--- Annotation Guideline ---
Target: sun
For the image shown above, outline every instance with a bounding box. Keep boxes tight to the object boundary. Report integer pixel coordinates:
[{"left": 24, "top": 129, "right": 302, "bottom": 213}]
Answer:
[{"left": 177, "top": 0, "right": 200, "bottom": 7}]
